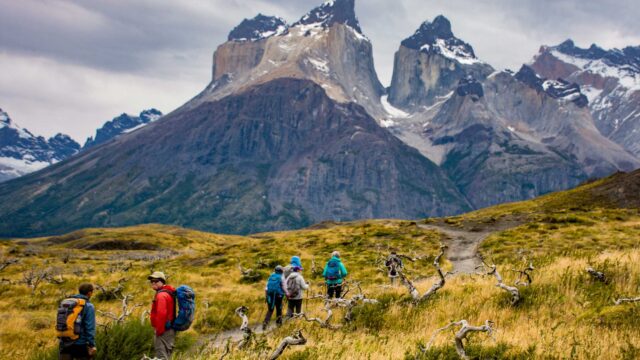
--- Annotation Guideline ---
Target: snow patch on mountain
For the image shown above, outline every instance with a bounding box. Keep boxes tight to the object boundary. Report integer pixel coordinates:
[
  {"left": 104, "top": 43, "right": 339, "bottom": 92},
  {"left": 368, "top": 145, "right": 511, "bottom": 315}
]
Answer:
[{"left": 381, "top": 95, "right": 410, "bottom": 118}]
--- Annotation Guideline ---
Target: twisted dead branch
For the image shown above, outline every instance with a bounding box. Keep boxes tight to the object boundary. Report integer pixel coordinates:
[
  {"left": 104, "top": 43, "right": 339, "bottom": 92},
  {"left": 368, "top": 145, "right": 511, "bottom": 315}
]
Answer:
[
  {"left": 0, "top": 258, "right": 19, "bottom": 272},
  {"left": 294, "top": 301, "right": 341, "bottom": 329},
  {"left": 511, "top": 261, "right": 535, "bottom": 286},
  {"left": 235, "top": 306, "right": 253, "bottom": 349},
  {"left": 483, "top": 262, "right": 521, "bottom": 305},
  {"left": 268, "top": 329, "right": 307, "bottom": 360},
  {"left": 399, "top": 245, "right": 447, "bottom": 303},
  {"left": 97, "top": 294, "right": 142, "bottom": 324},
  {"left": 614, "top": 296, "right": 640, "bottom": 305},
  {"left": 22, "top": 266, "right": 63, "bottom": 294},
  {"left": 424, "top": 320, "right": 495, "bottom": 360},
  {"left": 95, "top": 278, "right": 127, "bottom": 300}
]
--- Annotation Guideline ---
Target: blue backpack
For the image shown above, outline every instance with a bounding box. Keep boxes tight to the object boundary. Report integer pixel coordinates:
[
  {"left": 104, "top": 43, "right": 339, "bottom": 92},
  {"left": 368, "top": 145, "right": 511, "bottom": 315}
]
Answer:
[
  {"left": 325, "top": 259, "right": 341, "bottom": 280},
  {"left": 266, "top": 273, "right": 284, "bottom": 295},
  {"left": 172, "top": 285, "right": 195, "bottom": 331}
]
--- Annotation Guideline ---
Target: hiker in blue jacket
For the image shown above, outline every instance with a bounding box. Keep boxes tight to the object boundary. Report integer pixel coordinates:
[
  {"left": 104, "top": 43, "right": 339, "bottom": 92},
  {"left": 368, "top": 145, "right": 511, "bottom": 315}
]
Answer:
[
  {"left": 263, "top": 265, "right": 285, "bottom": 330},
  {"left": 59, "top": 283, "right": 96, "bottom": 360},
  {"left": 322, "top": 251, "right": 348, "bottom": 298},
  {"left": 283, "top": 255, "right": 303, "bottom": 280}
]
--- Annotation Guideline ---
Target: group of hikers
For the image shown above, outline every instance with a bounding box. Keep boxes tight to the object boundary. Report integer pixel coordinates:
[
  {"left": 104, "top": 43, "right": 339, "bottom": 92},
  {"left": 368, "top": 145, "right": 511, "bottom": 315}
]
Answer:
[
  {"left": 262, "top": 251, "right": 348, "bottom": 330},
  {"left": 57, "top": 271, "right": 191, "bottom": 360},
  {"left": 56, "top": 250, "right": 402, "bottom": 359}
]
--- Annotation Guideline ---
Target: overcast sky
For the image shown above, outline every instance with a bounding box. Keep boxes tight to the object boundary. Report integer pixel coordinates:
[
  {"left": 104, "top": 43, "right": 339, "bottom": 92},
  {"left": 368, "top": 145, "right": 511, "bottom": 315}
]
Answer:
[{"left": 1, "top": 0, "right": 639, "bottom": 142}]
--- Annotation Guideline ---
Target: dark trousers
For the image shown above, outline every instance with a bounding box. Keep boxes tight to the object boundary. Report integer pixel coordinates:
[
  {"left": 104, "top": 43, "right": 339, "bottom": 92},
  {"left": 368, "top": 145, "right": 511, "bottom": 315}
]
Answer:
[
  {"left": 327, "top": 284, "right": 342, "bottom": 298},
  {"left": 286, "top": 299, "right": 303, "bottom": 317},
  {"left": 264, "top": 293, "right": 283, "bottom": 325},
  {"left": 59, "top": 344, "right": 90, "bottom": 360}
]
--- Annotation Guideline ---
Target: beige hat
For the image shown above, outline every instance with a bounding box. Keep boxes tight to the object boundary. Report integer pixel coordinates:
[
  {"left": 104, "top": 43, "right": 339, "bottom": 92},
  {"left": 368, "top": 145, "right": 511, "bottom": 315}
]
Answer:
[{"left": 147, "top": 271, "right": 167, "bottom": 282}]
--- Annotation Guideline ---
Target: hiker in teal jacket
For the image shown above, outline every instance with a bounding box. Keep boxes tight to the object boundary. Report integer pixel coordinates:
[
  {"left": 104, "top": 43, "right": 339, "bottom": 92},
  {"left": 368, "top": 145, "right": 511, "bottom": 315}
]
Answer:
[{"left": 322, "top": 251, "right": 348, "bottom": 298}]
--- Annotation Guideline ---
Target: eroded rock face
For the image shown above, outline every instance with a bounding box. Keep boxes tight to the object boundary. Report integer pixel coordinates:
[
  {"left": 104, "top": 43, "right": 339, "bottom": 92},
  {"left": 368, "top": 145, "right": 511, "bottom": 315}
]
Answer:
[
  {"left": 531, "top": 39, "right": 640, "bottom": 156},
  {"left": 0, "top": 79, "right": 470, "bottom": 237},
  {"left": 83, "top": 109, "right": 162, "bottom": 150},
  {"left": 388, "top": 15, "right": 494, "bottom": 111}
]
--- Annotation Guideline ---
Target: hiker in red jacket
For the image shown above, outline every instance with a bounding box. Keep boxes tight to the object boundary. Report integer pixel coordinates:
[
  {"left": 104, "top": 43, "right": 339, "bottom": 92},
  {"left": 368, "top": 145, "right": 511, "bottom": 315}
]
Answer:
[{"left": 148, "top": 271, "right": 176, "bottom": 360}]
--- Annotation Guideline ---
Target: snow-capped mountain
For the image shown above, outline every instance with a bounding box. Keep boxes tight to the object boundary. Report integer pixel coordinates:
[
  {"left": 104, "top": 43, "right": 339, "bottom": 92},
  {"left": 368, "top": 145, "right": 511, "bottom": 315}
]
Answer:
[
  {"left": 190, "top": 0, "right": 385, "bottom": 119},
  {"left": 388, "top": 15, "right": 494, "bottom": 111},
  {"left": 514, "top": 65, "right": 588, "bottom": 107},
  {"left": 531, "top": 39, "right": 640, "bottom": 156},
  {"left": 0, "top": 108, "right": 80, "bottom": 182},
  {"left": 84, "top": 109, "right": 162, "bottom": 149}
]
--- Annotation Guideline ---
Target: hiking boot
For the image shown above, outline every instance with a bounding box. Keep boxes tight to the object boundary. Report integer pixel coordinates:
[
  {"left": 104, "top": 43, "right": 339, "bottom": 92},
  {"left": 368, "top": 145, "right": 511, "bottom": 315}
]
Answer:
[{"left": 262, "top": 322, "right": 268, "bottom": 331}]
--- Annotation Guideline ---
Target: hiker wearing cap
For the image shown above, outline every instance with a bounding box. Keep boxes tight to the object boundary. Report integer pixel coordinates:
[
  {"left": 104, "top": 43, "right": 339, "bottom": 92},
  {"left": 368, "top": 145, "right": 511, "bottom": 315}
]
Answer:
[
  {"left": 385, "top": 251, "right": 404, "bottom": 285},
  {"left": 58, "top": 283, "right": 96, "bottom": 360},
  {"left": 284, "top": 266, "right": 309, "bottom": 318},
  {"left": 263, "top": 265, "right": 285, "bottom": 330},
  {"left": 283, "top": 255, "right": 303, "bottom": 280},
  {"left": 323, "top": 251, "right": 348, "bottom": 298},
  {"left": 148, "top": 272, "right": 176, "bottom": 360}
]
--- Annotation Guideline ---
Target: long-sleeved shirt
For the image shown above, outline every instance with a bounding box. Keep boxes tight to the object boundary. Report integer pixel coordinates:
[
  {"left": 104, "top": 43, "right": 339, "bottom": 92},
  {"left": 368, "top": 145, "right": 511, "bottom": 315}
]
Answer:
[
  {"left": 150, "top": 285, "right": 176, "bottom": 336},
  {"left": 283, "top": 272, "right": 309, "bottom": 300},
  {"left": 322, "top": 256, "right": 348, "bottom": 285},
  {"left": 70, "top": 294, "right": 95, "bottom": 348}
]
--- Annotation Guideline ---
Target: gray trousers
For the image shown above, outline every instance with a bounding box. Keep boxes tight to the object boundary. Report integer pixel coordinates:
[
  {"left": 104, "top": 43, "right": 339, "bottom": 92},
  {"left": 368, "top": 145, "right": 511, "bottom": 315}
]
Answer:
[{"left": 154, "top": 329, "right": 176, "bottom": 360}]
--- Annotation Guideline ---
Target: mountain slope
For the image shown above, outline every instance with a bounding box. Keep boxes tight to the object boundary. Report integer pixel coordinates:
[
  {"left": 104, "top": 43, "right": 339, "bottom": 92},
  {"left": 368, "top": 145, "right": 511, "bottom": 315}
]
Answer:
[
  {"left": 0, "top": 79, "right": 470, "bottom": 237},
  {"left": 0, "top": 108, "right": 80, "bottom": 183},
  {"left": 83, "top": 109, "right": 162, "bottom": 149},
  {"left": 530, "top": 39, "right": 640, "bottom": 156}
]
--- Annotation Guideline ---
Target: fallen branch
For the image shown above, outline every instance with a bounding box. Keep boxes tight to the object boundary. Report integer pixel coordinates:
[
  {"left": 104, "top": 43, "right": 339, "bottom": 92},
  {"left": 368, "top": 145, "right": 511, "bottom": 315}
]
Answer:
[
  {"left": 586, "top": 267, "right": 608, "bottom": 283},
  {"left": 511, "top": 262, "right": 535, "bottom": 286},
  {"left": 294, "top": 301, "right": 341, "bottom": 329},
  {"left": 486, "top": 264, "right": 520, "bottom": 305},
  {"left": 268, "top": 330, "right": 307, "bottom": 360},
  {"left": 424, "top": 320, "right": 494, "bottom": 360},
  {"left": 0, "top": 258, "right": 19, "bottom": 272},
  {"left": 614, "top": 296, "right": 640, "bottom": 305}
]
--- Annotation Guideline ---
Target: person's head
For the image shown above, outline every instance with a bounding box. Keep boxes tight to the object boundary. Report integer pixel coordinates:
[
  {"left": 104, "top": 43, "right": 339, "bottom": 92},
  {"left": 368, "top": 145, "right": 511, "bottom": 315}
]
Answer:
[
  {"left": 275, "top": 265, "right": 284, "bottom": 274},
  {"left": 147, "top": 271, "right": 167, "bottom": 291},
  {"left": 331, "top": 251, "right": 340, "bottom": 259},
  {"left": 292, "top": 266, "right": 302, "bottom": 273},
  {"left": 79, "top": 283, "right": 94, "bottom": 298},
  {"left": 290, "top": 256, "right": 302, "bottom": 268},
  {"left": 391, "top": 251, "right": 397, "bottom": 255}
]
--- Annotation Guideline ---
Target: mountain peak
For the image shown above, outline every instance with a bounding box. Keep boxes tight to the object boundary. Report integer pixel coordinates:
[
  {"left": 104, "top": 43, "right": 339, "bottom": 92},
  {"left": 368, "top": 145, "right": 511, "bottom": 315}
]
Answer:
[
  {"left": 0, "top": 108, "right": 11, "bottom": 126},
  {"left": 228, "top": 14, "right": 288, "bottom": 42},
  {"left": 515, "top": 65, "right": 588, "bottom": 107},
  {"left": 400, "top": 15, "right": 479, "bottom": 64},
  {"left": 293, "top": 0, "right": 362, "bottom": 33}
]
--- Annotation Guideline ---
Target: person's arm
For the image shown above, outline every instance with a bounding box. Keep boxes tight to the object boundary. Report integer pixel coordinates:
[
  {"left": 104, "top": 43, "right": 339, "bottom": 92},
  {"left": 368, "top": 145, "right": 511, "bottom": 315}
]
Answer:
[
  {"left": 340, "top": 263, "right": 348, "bottom": 278},
  {"left": 299, "top": 275, "right": 309, "bottom": 290},
  {"left": 322, "top": 263, "right": 328, "bottom": 278},
  {"left": 157, "top": 293, "right": 170, "bottom": 330},
  {"left": 84, "top": 303, "right": 96, "bottom": 348}
]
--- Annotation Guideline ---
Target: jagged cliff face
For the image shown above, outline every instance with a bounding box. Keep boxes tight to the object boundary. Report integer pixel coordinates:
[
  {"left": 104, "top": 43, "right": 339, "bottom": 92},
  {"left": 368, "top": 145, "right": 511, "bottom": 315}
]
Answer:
[
  {"left": 388, "top": 16, "right": 494, "bottom": 111},
  {"left": 0, "top": 79, "right": 470, "bottom": 237},
  {"left": 197, "top": 0, "right": 385, "bottom": 119},
  {"left": 531, "top": 40, "right": 640, "bottom": 156},
  {"left": 84, "top": 109, "right": 162, "bottom": 149}
]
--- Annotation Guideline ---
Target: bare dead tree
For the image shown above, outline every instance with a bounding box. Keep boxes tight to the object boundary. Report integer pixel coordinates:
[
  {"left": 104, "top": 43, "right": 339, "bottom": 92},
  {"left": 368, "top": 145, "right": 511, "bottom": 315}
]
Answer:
[
  {"left": 22, "top": 266, "right": 63, "bottom": 294},
  {"left": 0, "top": 258, "right": 19, "bottom": 272},
  {"left": 482, "top": 262, "right": 521, "bottom": 305},
  {"left": 140, "top": 309, "right": 150, "bottom": 325},
  {"left": 235, "top": 306, "right": 253, "bottom": 350},
  {"left": 424, "top": 320, "right": 495, "bottom": 360},
  {"left": 106, "top": 262, "right": 133, "bottom": 273},
  {"left": 614, "top": 296, "right": 640, "bottom": 305},
  {"left": 268, "top": 330, "right": 307, "bottom": 360},
  {"left": 294, "top": 300, "right": 341, "bottom": 329},
  {"left": 97, "top": 294, "right": 142, "bottom": 324},
  {"left": 95, "top": 278, "right": 127, "bottom": 300},
  {"left": 398, "top": 245, "right": 447, "bottom": 303},
  {"left": 511, "top": 261, "right": 535, "bottom": 286},
  {"left": 586, "top": 267, "right": 608, "bottom": 283}
]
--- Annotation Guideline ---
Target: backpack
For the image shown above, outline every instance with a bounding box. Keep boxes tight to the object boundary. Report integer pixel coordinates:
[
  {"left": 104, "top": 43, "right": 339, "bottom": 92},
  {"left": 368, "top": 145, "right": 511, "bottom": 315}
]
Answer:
[
  {"left": 162, "top": 286, "right": 196, "bottom": 331},
  {"left": 286, "top": 275, "right": 301, "bottom": 298},
  {"left": 56, "top": 298, "right": 86, "bottom": 340},
  {"left": 266, "top": 273, "right": 283, "bottom": 295},
  {"left": 325, "top": 259, "right": 341, "bottom": 281}
]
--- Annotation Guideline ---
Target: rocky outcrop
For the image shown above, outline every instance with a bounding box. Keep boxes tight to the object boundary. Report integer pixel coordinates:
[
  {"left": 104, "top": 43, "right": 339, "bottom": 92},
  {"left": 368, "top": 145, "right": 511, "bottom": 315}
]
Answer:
[
  {"left": 0, "top": 108, "right": 80, "bottom": 183},
  {"left": 530, "top": 39, "right": 640, "bottom": 156},
  {"left": 0, "top": 79, "right": 470, "bottom": 237},
  {"left": 83, "top": 109, "right": 162, "bottom": 149},
  {"left": 388, "top": 16, "right": 494, "bottom": 111},
  {"left": 515, "top": 65, "right": 588, "bottom": 108}
]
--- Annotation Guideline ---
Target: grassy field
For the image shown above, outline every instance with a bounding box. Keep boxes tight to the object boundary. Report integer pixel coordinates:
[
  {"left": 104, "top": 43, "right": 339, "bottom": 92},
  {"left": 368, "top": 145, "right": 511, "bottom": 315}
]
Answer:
[{"left": 1, "top": 175, "right": 640, "bottom": 359}]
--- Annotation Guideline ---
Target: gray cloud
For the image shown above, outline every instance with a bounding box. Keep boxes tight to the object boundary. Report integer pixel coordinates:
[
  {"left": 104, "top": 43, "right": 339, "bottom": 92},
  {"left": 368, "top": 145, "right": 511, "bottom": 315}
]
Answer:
[{"left": 0, "top": 0, "right": 639, "bottom": 141}]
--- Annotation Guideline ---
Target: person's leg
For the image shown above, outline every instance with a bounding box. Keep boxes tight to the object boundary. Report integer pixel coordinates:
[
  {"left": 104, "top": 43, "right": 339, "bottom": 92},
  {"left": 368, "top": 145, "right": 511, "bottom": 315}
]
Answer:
[
  {"left": 327, "top": 284, "right": 335, "bottom": 298},
  {"left": 59, "top": 344, "right": 72, "bottom": 360},
  {"left": 335, "top": 284, "right": 342, "bottom": 298},
  {"left": 294, "top": 299, "right": 302, "bottom": 314},
  {"left": 275, "top": 295, "right": 283, "bottom": 325},
  {"left": 286, "top": 298, "right": 294, "bottom": 319},
  {"left": 154, "top": 329, "right": 175, "bottom": 360}
]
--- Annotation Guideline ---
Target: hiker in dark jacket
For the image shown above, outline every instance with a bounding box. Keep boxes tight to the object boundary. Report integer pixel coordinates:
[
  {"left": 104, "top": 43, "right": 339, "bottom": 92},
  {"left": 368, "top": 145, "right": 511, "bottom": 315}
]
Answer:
[
  {"left": 385, "top": 252, "right": 404, "bottom": 285},
  {"left": 263, "top": 265, "right": 285, "bottom": 330},
  {"left": 59, "top": 283, "right": 97, "bottom": 360},
  {"left": 284, "top": 266, "right": 309, "bottom": 318},
  {"left": 148, "top": 271, "right": 176, "bottom": 360},
  {"left": 322, "top": 251, "right": 348, "bottom": 298}
]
